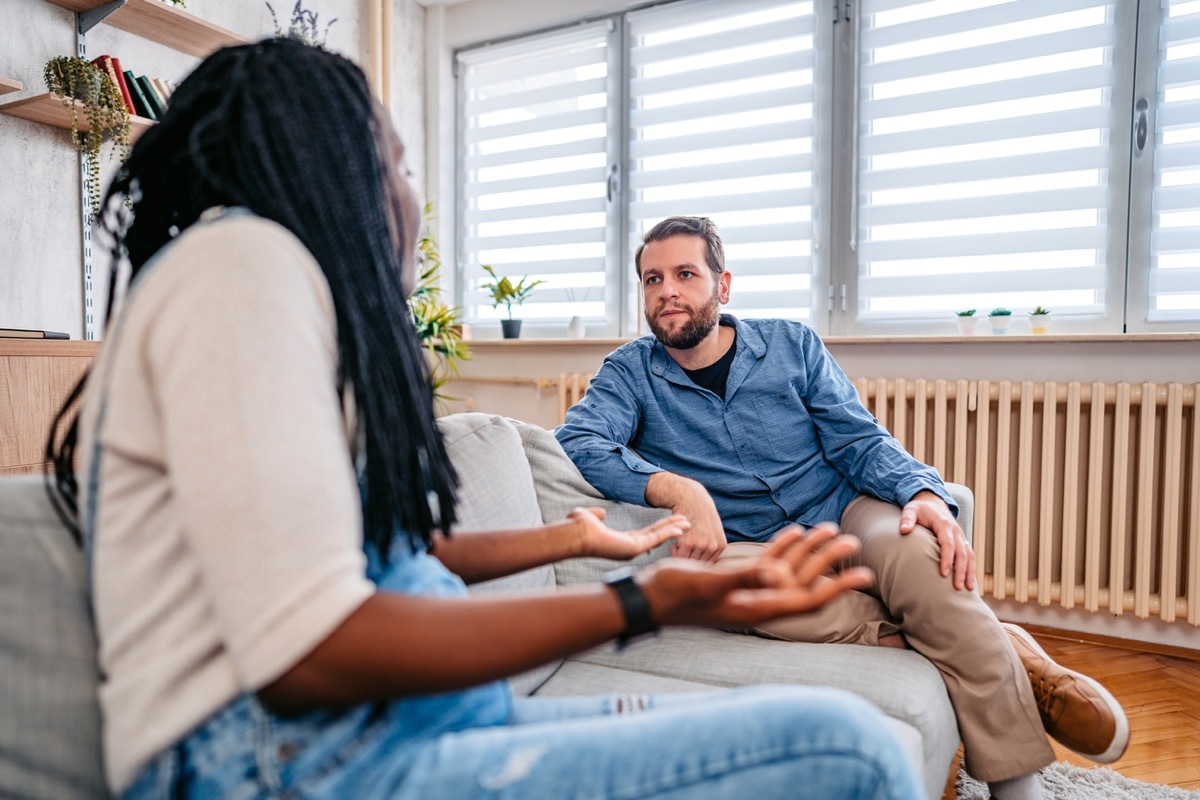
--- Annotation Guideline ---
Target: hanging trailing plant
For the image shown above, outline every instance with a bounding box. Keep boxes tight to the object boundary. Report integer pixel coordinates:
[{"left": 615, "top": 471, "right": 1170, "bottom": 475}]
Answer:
[
  {"left": 409, "top": 202, "right": 470, "bottom": 397},
  {"left": 43, "top": 56, "right": 131, "bottom": 219}
]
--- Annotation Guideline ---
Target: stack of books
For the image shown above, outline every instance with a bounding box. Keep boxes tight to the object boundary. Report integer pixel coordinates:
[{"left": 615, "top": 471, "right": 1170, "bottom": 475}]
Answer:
[{"left": 91, "top": 54, "right": 177, "bottom": 121}]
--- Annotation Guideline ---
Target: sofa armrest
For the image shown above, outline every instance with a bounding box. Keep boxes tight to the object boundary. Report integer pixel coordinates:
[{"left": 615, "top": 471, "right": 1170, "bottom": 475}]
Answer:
[{"left": 944, "top": 482, "right": 973, "bottom": 545}]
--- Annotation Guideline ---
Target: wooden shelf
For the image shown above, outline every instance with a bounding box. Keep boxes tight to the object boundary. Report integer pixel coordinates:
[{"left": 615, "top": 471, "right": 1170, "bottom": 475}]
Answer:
[
  {"left": 45, "top": 0, "right": 249, "bottom": 58},
  {"left": 0, "top": 92, "right": 154, "bottom": 140},
  {"left": 0, "top": 77, "right": 21, "bottom": 96}
]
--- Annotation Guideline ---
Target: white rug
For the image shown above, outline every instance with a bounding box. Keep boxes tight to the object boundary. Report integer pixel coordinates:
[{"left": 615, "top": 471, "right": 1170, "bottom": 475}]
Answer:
[{"left": 957, "top": 762, "right": 1200, "bottom": 800}]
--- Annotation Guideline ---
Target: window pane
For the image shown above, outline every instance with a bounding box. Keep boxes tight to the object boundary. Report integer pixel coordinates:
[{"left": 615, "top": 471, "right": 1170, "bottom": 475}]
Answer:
[
  {"left": 458, "top": 24, "right": 615, "bottom": 327},
  {"left": 856, "top": 0, "right": 1117, "bottom": 323},
  {"left": 1149, "top": 0, "right": 1200, "bottom": 322},
  {"left": 627, "top": 0, "right": 818, "bottom": 325}
]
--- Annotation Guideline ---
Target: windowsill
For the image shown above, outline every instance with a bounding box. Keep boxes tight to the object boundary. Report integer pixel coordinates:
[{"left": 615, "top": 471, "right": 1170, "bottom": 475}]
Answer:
[{"left": 462, "top": 332, "right": 1200, "bottom": 347}]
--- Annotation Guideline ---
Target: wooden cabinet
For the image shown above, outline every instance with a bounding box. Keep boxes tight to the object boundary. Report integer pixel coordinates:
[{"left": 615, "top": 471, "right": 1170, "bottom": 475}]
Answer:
[{"left": 0, "top": 340, "right": 98, "bottom": 475}]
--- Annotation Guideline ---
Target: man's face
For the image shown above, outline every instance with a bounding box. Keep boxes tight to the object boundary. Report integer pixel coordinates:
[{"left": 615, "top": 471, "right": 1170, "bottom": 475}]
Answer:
[{"left": 639, "top": 234, "right": 729, "bottom": 349}]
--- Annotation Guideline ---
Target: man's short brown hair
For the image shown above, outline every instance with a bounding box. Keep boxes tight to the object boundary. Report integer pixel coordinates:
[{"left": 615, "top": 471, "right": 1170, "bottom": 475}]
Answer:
[{"left": 634, "top": 216, "right": 726, "bottom": 277}]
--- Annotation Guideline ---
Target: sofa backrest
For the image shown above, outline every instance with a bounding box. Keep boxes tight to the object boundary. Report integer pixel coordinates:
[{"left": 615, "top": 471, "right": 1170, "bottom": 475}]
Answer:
[
  {"left": 0, "top": 475, "right": 107, "bottom": 799},
  {"left": 436, "top": 413, "right": 563, "bottom": 695}
]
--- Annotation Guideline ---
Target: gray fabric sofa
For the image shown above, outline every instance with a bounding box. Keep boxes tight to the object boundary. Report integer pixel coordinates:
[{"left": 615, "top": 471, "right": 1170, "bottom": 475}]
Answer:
[{"left": 0, "top": 412, "right": 970, "bottom": 799}]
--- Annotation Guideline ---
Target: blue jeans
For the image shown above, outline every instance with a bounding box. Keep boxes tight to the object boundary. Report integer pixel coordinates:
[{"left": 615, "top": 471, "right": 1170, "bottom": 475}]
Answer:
[{"left": 123, "top": 684, "right": 923, "bottom": 799}]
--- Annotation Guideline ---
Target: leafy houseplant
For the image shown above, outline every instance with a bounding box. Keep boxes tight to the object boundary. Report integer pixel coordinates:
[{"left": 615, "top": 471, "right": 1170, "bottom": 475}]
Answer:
[
  {"left": 44, "top": 56, "right": 131, "bottom": 218},
  {"left": 409, "top": 203, "right": 469, "bottom": 397},
  {"left": 480, "top": 264, "right": 544, "bottom": 339},
  {"left": 1029, "top": 305, "right": 1051, "bottom": 335},
  {"left": 267, "top": 0, "right": 338, "bottom": 48},
  {"left": 987, "top": 307, "right": 1013, "bottom": 335},
  {"left": 955, "top": 308, "right": 977, "bottom": 336}
]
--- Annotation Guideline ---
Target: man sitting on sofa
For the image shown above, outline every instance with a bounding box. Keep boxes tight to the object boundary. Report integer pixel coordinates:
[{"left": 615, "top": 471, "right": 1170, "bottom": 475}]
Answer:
[{"left": 556, "top": 215, "right": 1129, "bottom": 800}]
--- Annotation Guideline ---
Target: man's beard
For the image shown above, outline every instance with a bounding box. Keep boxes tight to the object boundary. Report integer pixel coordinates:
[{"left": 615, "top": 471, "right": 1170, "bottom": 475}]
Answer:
[{"left": 647, "top": 288, "right": 720, "bottom": 350}]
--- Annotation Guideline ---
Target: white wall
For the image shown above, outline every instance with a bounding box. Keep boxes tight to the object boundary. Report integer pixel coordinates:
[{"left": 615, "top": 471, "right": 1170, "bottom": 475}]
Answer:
[{"left": 1, "top": 0, "right": 426, "bottom": 339}]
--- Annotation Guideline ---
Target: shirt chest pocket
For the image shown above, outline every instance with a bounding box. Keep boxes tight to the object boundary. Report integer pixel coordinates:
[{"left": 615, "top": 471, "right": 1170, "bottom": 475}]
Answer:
[{"left": 747, "top": 392, "right": 818, "bottom": 463}]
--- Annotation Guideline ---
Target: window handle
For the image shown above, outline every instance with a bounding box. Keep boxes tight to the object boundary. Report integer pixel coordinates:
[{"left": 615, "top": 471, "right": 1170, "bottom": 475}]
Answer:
[
  {"left": 606, "top": 163, "right": 621, "bottom": 202},
  {"left": 1134, "top": 97, "right": 1149, "bottom": 153}
]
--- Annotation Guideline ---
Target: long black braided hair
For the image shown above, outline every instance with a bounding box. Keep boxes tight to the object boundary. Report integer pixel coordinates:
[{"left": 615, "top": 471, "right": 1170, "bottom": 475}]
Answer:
[{"left": 47, "top": 38, "right": 458, "bottom": 561}]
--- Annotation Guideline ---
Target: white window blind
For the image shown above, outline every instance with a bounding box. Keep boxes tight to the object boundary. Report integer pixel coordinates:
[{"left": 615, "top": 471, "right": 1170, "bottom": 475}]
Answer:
[
  {"left": 1150, "top": 0, "right": 1200, "bottom": 322},
  {"left": 855, "top": 0, "right": 1117, "bottom": 325},
  {"left": 626, "top": 0, "right": 818, "bottom": 325},
  {"left": 457, "top": 24, "right": 615, "bottom": 329}
]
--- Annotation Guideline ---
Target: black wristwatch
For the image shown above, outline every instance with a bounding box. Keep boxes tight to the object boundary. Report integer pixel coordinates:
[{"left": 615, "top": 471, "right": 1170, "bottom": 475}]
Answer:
[{"left": 603, "top": 566, "right": 659, "bottom": 651}]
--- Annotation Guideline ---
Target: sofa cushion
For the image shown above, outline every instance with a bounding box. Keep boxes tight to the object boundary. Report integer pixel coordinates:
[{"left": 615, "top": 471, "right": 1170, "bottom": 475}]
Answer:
[
  {"left": 0, "top": 475, "right": 106, "bottom": 800},
  {"left": 437, "top": 413, "right": 560, "bottom": 695}
]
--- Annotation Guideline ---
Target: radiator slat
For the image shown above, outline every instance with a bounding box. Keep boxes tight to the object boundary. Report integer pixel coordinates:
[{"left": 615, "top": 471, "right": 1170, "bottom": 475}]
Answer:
[
  {"left": 994, "top": 381, "right": 1013, "bottom": 601},
  {"left": 1161, "top": 383, "right": 1183, "bottom": 623},
  {"left": 974, "top": 380, "right": 992, "bottom": 593},
  {"left": 1110, "top": 383, "right": 1131, "bottom": 616},
  {"left": 954, "top": 380, "right": 970, "bottom": 485},
  {"left": 894, "top": 378, "right": 908, "bottom": 451},
  {"left": 1015, "top": 382, "right": 1035, "bottom": 603},
  {"left": 934, "top": 379, "right": 948, "bottom": 478},
  {"left": 1086, "top": 381, "right": 1106, "bottom": 612},
  {"left": 1039, "top": 381, "right": 1058, "bottom": 606},
  {"left": 1135, "top": 383, "right": 1157, "bottom": 618},
  {"left": 1061, "top": 382, "right": 1082, "bottom": 610},
  {"left": 914, "top": 379, "right": 928, "bottom": 463}
]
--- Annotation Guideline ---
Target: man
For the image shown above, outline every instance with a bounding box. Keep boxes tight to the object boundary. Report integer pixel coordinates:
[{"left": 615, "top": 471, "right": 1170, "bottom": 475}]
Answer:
[{"left": 556, "top": 216, "right": 1129, "bottom": 800}]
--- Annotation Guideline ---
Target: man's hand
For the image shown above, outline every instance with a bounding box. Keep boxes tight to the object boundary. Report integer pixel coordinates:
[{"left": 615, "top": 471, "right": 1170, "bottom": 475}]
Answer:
[
  {"left": 639, "top": 524, "right": 874, "bottom": 628},
  {"left": 899, "top": 491, "right": 976, "bottom": 591},
  {"left": 568, "top": 507, "right": 688, "bottom": 560},
  {"left": 645, "top": 472, "right": 725, "bottom": 562}
]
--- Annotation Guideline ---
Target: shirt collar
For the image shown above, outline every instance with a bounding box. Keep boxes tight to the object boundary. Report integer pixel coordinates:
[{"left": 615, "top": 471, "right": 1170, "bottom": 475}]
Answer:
[{"left": 649, "top": 314, "right": 766, "bottom": 384}]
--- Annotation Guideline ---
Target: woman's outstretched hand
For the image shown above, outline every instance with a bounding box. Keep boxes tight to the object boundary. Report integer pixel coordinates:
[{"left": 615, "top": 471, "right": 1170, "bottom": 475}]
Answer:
[
  {"left": 569, "top": 507, "right": 689, "bottom": 560},
  {"left": 637, "top": 524, "right": 873, "bottom": 628}
]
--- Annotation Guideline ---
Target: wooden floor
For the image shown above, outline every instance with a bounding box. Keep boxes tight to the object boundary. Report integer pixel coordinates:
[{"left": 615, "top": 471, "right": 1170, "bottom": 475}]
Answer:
[{"left": 1029, "top": 630, "right": 1200, "bottom": 790}]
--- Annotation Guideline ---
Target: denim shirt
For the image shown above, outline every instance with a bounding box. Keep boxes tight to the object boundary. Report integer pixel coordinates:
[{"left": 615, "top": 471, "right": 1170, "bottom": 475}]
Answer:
[{"left": 556, "top": 315, "right": 956, "bottom": 542}]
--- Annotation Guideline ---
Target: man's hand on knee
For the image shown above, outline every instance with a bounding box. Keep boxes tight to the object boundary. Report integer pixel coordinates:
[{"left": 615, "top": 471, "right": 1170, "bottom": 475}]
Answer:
[{"left": 899, "top": 490, "right": 976, "bottom": 591}]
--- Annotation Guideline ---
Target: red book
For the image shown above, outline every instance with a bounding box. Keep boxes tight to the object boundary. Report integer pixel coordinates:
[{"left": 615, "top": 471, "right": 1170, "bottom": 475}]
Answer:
[{"left": 92, "top": 54, "right": 135, "bottom": 116}]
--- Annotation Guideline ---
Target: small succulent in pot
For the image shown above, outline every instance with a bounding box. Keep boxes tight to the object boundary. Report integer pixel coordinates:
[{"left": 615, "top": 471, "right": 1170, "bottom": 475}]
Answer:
[
  {"left": 43, "top": 56, "right": 131, "bottom": 218},
  {"left": 988, "top": 307, "right": 1012, "bottom": 316},
  {"left": 955, "top": 308, "right": 976, "bottom": 317}
]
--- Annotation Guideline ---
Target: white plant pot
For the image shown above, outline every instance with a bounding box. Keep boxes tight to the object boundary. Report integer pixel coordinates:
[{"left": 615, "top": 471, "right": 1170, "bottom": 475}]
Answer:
[
  {"left": 956, "top": 316, "right": 977, "bottom": 336},
  {"left": 567, "top": 315, "right": 586, "bottom": 339},
  {"left": 988, "top": 315, "right": 1011, "bottom": 335},
  {"left": 1029, "top": 314, "right": 1051, "bottom": 334}
]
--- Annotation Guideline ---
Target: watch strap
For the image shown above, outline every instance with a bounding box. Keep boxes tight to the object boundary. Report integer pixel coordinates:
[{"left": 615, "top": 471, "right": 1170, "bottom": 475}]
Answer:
[{"left": 603, "top": 566, "right": 659, "bottom": 650}]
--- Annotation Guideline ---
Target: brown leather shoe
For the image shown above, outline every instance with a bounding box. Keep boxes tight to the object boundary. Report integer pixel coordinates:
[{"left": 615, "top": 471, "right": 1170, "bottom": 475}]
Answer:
[{"left": 1002, "top": 623, "right": 1129, "bottom": 763}]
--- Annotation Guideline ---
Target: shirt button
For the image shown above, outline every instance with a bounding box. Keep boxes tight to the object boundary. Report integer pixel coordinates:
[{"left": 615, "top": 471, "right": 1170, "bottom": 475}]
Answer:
[{"left": 739, "top": 443, "right": 747, "bottom": 450}]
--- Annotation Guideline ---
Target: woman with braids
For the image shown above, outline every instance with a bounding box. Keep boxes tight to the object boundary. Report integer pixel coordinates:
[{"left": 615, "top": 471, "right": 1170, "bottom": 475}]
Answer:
[{"left": 48, "top": 38, "right": 924, "bottom": 800}]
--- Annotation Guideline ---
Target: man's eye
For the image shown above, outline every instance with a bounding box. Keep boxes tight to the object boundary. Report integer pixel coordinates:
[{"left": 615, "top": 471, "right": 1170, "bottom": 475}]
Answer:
[
  {"left": 645, "top": 276, "right": 660, "bottom": 285},
  {"left": 680, "top": 271, "right": 693, "bottom": 278}
]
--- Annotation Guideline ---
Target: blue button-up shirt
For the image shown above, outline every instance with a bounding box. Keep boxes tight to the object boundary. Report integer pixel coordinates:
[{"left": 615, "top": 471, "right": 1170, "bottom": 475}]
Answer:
[{"left": 556, "top": 315, "right": 956, "bottom": 542}]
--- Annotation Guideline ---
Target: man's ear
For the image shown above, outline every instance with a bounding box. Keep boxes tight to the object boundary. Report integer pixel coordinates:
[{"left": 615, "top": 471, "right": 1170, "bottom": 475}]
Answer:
[{"left": 718, "top": 270, "right": 732, "bottom": 304}]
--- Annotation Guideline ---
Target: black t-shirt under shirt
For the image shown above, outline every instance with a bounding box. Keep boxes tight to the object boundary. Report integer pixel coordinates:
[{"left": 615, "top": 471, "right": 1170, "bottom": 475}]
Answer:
[{"left": 681, "top": 330, "right": 738, "bottom": 399}]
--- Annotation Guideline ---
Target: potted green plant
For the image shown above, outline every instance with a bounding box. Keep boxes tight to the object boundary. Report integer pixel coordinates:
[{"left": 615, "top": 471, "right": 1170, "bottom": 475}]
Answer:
[
  {"left": 409, "top": 203, "right": 470, "bottom": 397},
  {"left": 987, "top": 307, "right": 1013, "bottom": 335},
  {"left": 43, "top": 55, "right": 131, "bottom": 218},
  {"left": 480, "top": 264, "right": 544, "bottom": 339},
  {"left": 267, "top": 0, "right": 338, "bottom": 47},
  {"left": 955, "top": 308, "right": 977, "bottom": 336},
  {"left": 1029, "top": 305, "right": 1051, "bottom": 334}
]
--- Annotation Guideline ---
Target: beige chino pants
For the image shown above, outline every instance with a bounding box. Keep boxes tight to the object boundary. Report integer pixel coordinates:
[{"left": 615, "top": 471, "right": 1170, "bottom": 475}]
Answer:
[{"left": 719, "top": 495, "right": 1055, "bottom": 782}]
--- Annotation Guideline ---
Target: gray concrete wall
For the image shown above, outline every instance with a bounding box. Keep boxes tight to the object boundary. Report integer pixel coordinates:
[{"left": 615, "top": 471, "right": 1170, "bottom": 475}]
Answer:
[{"left": 1, "top": 0, "right": 424, "bottom": 339}]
